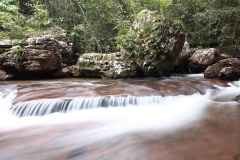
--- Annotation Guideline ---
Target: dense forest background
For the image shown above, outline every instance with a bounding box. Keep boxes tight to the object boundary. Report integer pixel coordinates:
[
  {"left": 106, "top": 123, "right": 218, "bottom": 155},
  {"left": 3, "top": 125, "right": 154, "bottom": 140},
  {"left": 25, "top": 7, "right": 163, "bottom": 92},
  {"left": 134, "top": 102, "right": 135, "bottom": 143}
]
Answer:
[{"left": 1, "top": 0, "right": 240, "bottom": 55}]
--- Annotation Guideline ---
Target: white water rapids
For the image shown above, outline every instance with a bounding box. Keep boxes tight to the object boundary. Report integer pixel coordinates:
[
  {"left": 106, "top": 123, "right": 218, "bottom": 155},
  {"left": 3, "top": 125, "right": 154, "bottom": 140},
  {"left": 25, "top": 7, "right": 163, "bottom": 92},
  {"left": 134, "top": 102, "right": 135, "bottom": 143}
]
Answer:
[
  {"left": 0, "top": 75, "right": 239, "bottom": 159},
  {"left": 1, "top": 92, "right": 208, "bottom": 130},
  {"left": 0, "top": 77, "right": 239, "bottom": 132}
]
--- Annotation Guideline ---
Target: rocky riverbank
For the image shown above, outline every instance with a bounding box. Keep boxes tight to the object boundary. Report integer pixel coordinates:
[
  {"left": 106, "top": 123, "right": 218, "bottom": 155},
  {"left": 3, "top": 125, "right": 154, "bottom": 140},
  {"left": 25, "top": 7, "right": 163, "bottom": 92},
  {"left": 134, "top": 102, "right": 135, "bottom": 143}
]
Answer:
[
  {"left": 0, "top": 29, "right": 74, "bottom": 80},
  {"left": 0, "top": 10, "right": 240, "bottom": 81}
]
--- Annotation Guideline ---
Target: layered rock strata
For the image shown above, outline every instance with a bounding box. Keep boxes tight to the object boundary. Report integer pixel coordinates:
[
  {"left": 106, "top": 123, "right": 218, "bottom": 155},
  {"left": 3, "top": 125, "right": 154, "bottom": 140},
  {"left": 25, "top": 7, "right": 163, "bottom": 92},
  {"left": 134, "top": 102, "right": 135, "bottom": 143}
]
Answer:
[{"left": 0, "top": 32, "right": 73, "bottom": 80}]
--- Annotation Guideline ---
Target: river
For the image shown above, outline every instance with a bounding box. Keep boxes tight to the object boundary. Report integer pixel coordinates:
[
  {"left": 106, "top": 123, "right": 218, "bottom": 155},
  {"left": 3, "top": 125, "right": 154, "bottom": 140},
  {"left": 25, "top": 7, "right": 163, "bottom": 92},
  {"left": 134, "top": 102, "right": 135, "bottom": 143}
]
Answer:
[{"left": 0, "top": 74, "right": 240, "bottom": 160}]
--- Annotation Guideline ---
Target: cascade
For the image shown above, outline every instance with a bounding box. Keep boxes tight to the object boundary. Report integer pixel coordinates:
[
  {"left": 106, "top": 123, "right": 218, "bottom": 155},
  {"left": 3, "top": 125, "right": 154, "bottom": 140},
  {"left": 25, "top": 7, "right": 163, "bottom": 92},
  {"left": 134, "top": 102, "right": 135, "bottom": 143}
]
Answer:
[
  {"left": 0, "top": 75, "right": 240, "bottom": 159},
  {"left": 12, "top": 95, "right": 189, "bottom": 117}
]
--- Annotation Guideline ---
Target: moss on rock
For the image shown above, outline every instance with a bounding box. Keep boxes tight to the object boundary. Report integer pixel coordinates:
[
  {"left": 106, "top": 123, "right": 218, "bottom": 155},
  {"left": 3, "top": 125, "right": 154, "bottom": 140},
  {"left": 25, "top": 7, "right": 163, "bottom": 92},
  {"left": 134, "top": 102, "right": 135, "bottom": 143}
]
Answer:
[{"left": 75, "top": 52, "right": 138, "bottom": 78}]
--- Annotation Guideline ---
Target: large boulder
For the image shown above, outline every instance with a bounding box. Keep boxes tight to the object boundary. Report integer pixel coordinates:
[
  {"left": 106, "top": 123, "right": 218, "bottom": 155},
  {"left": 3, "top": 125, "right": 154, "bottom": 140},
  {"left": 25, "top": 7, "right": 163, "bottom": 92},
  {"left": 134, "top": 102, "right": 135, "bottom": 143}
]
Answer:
[
  {"left": 120, "top": 10, "right": 185, "bottom": 77},
  {"left": 23, "top": 34, "right": 73, "bottom": 65},
  {"left": 204, "top": 58, "right": 240, "bottom": 80},
  {"left": 189, "top": 48, "right": 225, "bottom": 73},
  {"left": 134, "top": 33, "right": 185, "bottom": 77},
  {"left": 0, "top": 31, "right": 73, "bottom": 79},
  {"left": 74, "top": 52, "right": 138, "bottom": 78}
]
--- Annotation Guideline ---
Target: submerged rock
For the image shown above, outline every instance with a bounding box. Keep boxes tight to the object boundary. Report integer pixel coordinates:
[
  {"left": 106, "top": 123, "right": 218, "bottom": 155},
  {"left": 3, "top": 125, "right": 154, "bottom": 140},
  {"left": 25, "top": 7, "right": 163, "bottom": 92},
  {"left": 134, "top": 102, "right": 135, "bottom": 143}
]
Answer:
[
  {"left": 0, "top": 31, "right": 73, "bottom": 79},
  {"left": 204, "top": 58, "right": 240, "bottom": 80}
]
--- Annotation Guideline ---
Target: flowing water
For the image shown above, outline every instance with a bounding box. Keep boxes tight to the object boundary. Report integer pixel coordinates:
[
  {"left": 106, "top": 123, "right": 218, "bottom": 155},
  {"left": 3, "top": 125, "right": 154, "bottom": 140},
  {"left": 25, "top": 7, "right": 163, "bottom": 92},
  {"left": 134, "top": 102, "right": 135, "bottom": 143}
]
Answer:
[{"left": 0, "top": 74, "right": 240, "bottom": 160}]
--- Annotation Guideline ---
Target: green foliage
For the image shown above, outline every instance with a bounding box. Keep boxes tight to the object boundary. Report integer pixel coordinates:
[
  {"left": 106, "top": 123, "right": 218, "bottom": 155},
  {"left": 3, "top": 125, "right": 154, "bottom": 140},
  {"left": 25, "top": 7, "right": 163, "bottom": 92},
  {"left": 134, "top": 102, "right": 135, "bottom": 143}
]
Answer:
[
  {"left": 0, "top": 53, "right": 7, "bottom": 58},
  {"left": 0, "top": 0, "right": 24, "bottom": 31},
  {"left": 25, "top": 1, "right": 52, "bottom": 28},
  {"left": 0, "top": 0, "right": 19, "bottom": 12},
  {"left": 42, "top": 0, "right": 175, "bottom": 55},
  {"left": 170, "top": 0, "right": 240, "bottom": 47},
  {"left": 44, "top": 0, "right": 125, "bottom": 54},
  {"left": 0, "top": 0, "right": 52, "bottom": 39}
]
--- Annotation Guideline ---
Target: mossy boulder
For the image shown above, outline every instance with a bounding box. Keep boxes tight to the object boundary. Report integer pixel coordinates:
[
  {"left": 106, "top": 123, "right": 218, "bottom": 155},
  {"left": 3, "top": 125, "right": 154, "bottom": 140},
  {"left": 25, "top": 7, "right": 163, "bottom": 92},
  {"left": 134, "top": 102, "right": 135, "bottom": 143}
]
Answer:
[
  {"left": 204, "top": 58, "right": 240, "bottom": 80},
  {"left": 119, "top": 10, "right": 185, "bottom": 77},
  {"left": 218, "top": 67, "right": 240, "bottom": 80}
]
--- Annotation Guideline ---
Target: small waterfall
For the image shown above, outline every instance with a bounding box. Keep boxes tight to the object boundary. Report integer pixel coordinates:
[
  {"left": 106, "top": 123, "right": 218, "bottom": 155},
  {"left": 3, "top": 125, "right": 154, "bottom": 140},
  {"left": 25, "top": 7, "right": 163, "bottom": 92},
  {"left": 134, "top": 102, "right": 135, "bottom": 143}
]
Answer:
[{"left": 11, "top": 95, "right": 177, "bottom": 117}]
